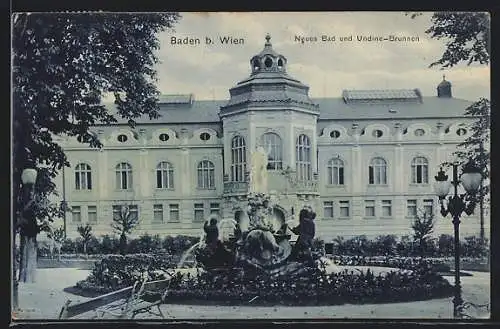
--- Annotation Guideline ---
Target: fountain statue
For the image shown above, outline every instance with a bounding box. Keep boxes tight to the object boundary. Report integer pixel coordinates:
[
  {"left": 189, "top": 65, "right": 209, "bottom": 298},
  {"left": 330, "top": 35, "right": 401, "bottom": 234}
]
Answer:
[
  {"left": 249, "top": 145, "right": 270, "bottom": 194},
  {"left": 182, "top": 145, "right": 320, "bottom": 277}
]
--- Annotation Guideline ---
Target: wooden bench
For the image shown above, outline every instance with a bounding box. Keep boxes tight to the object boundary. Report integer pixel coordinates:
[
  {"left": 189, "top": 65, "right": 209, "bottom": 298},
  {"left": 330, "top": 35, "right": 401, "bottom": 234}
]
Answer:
[{"left": 59, "top": 276, "right": 172, "bottom": 320}]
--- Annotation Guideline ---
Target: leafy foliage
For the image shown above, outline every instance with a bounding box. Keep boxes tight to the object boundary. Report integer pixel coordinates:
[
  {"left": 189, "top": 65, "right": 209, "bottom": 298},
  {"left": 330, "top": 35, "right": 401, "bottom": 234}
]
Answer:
[
  {"left": 77, "top": 223, "right": 94, "bottom": 254},
  {"left": 161, "top": 265, "right": 453, "bottom": 306},
  {"left": 46, "top": 226, "right": 65, "bottom": 244},
  {"left": 411, "top": 211, "right": 436, "bottom": 257},
  {"left": 407, "top": 12, "right": 490, "bottom": 68},
  {"left": 75, "top": 253, "right": 178, "bottom": 293},
  {"left": 12, "top": 12, "right": 180, "bottom": 239},
  {"left": 408, "top": 12, "right": 491, "bottom": 240},
  {"left": 444, "top": 98, "right": 490, "bottom": 203},
  {"left": 111, "top": 205, "right": 141, "bottom": 254}
]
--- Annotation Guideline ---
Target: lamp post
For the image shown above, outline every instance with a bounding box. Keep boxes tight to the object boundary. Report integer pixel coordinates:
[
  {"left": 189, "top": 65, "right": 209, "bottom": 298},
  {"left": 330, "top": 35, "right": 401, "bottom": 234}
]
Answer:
[
  {"left": 434, "top": 161, "right": 482, "bottom": 318},
  {"left": 13, "top": 167, "right": 38, "bottom": 310},
  {"left": 19, "top": 168, "right": 38, "bottom": 283}
]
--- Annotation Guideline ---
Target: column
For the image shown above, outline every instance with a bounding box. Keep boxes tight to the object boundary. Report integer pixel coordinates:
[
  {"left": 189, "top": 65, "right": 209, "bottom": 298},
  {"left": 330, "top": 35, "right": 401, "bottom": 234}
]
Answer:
[
  {"left": 180, "top": 148, "right": 190, "bottom": 197},
  {"left": 98, "top": 148, "right": 108, "bottom": 199},
  {"left": 288, "top": 112, "right": 295, "bottom": 169},
  {"left": 139, "top": 149, "right": 150, "bottom": 198}
]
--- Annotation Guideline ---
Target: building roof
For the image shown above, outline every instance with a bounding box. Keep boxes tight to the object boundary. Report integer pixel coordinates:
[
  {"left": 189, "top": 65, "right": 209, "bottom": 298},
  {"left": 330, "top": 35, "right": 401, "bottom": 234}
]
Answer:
[
  {"left": 342, "top": 89, "right": 422, "bottom": 103},
  {"left": 102, "top": 94, "right": 473, "bottom": 125}
]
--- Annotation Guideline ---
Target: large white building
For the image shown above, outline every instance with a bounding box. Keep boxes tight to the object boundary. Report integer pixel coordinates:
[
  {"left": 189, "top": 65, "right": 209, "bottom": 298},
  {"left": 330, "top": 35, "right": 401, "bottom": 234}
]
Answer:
[{"left": 53, "top": 35, "right": 489, "bottom": 241}]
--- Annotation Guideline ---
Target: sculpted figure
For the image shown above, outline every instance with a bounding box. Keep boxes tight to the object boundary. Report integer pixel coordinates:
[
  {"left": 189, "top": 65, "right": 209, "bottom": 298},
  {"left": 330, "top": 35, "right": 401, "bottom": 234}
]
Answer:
[
  {"left": 290, "top": 207, "right": 316, "bottom": 262},
  {"left": 204, "top": 216, "right": 219, "bottom": 249},
  {"left": 249, "top": 145, "right": 271, "bottom": 194}
]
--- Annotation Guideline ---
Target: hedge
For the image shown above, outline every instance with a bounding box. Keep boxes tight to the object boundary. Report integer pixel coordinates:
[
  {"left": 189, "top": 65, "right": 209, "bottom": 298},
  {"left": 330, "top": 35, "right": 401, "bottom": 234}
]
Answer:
[
  {"left": 38, "top": 234, "right": 199, "bottom": 257},
  {"left": 328, "top": 234, "right": 489, "bottom": 258}
]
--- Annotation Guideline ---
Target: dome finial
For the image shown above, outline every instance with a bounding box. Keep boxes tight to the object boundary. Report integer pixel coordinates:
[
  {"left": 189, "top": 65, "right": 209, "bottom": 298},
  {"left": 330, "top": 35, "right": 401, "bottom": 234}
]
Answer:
[
  {"left": 442, "top": 74, "right": 446, "bottom": 81},
  {"left": 265, "top": 33, "right": 271, "bottom": 46}
]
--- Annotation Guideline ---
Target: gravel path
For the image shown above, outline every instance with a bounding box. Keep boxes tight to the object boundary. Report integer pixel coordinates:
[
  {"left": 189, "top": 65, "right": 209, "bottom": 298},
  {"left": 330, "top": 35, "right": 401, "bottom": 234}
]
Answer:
[{"left": 13, "top": 268, "right": 490, "bottom": 320}]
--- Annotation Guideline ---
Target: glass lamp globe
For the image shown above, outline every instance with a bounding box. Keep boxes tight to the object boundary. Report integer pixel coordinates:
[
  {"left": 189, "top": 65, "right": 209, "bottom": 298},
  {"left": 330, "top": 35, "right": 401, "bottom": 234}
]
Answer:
[
  {"left": 21, "top": 168, "right": 38, "bottom": 185},
  {"left": 461, "top": 161, "right": 482, "bottom": 193},
  {"left": 461, "top": 172, "right": 482, "bottom": 193},
  {"left": 434, "top": 168, "right": 451, "bottom": 198}
]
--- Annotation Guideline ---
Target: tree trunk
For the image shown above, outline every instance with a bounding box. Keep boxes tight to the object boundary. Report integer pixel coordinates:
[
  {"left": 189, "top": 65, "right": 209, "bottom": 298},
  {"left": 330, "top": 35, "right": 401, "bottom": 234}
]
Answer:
[
  {"left": 18, "top": 235, "right": 26, "bottom": 282},
  {"left": 12, "top": 234, "right": 19, "bottom": 311},
  {"left": 19, "top": 235, "right": 37, "bottom": 283},
  {"left": 83, "top": 242, "right": 87, "bottom": 255}
]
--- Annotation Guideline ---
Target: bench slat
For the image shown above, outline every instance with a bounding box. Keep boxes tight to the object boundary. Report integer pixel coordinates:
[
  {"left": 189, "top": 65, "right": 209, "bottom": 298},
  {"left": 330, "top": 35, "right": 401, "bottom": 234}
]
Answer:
[
  {"left": 60, "top": 279, "right": 171, "bottom": 319},
  {"left": 61, "top": 286, "right": 133, "bottom": 318}
]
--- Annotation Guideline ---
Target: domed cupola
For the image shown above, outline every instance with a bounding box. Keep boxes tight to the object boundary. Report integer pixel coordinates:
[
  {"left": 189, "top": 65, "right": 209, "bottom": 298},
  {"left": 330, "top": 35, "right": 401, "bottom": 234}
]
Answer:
[
  {"left": 437, "top": 74, "right": 452, "bottom": 98},
  {"left": 220, "top": 34, "right": 319, "bottom": 117},
  {"left": 250, "top": 34, "right": 287, "bottom": 74}
]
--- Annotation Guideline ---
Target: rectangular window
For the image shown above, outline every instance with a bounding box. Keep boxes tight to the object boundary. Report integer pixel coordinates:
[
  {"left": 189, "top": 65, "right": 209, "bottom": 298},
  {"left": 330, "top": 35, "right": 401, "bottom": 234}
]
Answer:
[
  {"left": 72, "top": 206, "right": 81, "bottom": 222},
  {"left": 381, "top": 200, "right": 392, "bottom": 217},
  {"left": 113, "top": 205, "right": 138, "bottom": 222},
  {"left": 87, "top": 206, "right": 97, "bottom": 224},
  {"left": 423, "top": 199, "right": 434, "bottom": 217},
  {"left": 169, "top": 204, "right": 179, "bottom": 222},
  {"left": 112, "top": 205, "right": 122, "bottom": 220},
  {"left": 194, "top": 203, "right": 205, "bottom": 222},
  {"left": 407, "top": 200, "right": 417, "bottom": 218},
  {"left": 153, "top": 204, "right": 163, "bottom": 223},
  {"left": 368, "top": 167, "right": 374, "bottom": 184},
  {"left": 128, "top": 205, "right": 139, "bottom": 221},
  {"left": 339, "top": 201, "right": 350, "bottom": 218},
  {"left": 210, "top": 203, "right": 220, "bottom": 216},
  {"left": 323, "top": 201, "right": 334, "bottom": 219},
  {"left": 365, "top": 200, "right": 375, "bottom": 217}
]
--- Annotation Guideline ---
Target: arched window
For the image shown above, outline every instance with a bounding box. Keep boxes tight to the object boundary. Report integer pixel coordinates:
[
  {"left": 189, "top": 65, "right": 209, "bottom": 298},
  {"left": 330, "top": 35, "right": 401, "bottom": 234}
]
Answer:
[
  {"left": 369, "top": 157, "right": 387, "bottom": 185},
  {"left": 75, "top": 163, "right": 92, "bottom": 190},
  {"left": 231, "top": 136, "right": 246, "bottom": 182},
  {"left": 327, "top": 158, "right": 344, "bottom": 185},
  {"left": 296, "top": 134, "right": 312, "bottom": 180},
  {"left": 197, "top": 160, "right": 215, "bottom": 189},
  {"left": 115, "top": 163, "right": 132, "bottom": 190},
  {"left": 156, "top": 162, "right": 174, "bottom": 189},
  {"left": 260, "top": 132, "right": 283, "bottom": 170},
  {"left": 411, "top": 157, "right": 429, "bottom": 184}
]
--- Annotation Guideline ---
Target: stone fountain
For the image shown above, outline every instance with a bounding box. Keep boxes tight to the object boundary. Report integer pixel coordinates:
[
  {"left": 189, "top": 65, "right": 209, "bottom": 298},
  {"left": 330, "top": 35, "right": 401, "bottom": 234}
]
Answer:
[{"left": 190, "top": 146, "right": 320, "bottom": 278}]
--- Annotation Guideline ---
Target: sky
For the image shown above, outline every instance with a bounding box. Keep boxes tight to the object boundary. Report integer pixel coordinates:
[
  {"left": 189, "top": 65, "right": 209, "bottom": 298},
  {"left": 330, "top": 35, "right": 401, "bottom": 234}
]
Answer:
[{"left": 152, "top": 12, "right": 490, "bottom": 102}]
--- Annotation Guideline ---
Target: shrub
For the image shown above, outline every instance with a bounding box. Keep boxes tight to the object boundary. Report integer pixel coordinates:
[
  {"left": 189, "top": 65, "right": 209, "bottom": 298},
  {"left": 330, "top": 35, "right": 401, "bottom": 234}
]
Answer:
[
  {"left": 162, "top": 235, "right": 199, "bottom": 255},
  {"left": 162, "top": 264, "right": 453, "bottom": 305},
  {"left": 328, "top": 255, "right": 451, "bottom": 273},
  {"left": 128, "top": 234, "right": 163, "bottom": 254},
  {"left": 75, "top": 253, "right": 180, "bottom": 293},
  {"left": 61, "top": 238, "right": 78, "bottom": 254},
  {"left": 438, "top": 234, "right": 454, "bottom": 257},
  {"left": 101, "top": 235, "right": 120, "bottom": 254},
  {"left": 462, "top": 236, "right": 489, "bottom": 258}
]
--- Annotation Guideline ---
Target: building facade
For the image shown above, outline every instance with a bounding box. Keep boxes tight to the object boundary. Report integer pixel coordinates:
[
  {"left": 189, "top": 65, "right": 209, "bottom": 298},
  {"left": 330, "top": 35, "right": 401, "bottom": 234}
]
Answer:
[{"left": 53, "top": 35, "right": 489, "bottom": 241}]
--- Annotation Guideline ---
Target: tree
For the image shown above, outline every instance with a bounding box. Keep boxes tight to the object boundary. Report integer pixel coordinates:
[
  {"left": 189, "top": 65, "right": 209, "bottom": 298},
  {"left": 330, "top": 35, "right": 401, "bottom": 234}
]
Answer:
[
  {"left": 12, "top": 12, "right": 180, "bottom": 309},
  {"left": 407, "top": 12, "right": 490, "bottom": 68},
  {"left": 76, "top": 224, "right": 94, "bottom": 255},
  {"left": 409, "top": 12, "right": 491, "bottom": 242},
  {"left": 411, "top": 211, "right": 436, "bottom": 257},
  {"left": 46, "top": 226, "right": 65, "bottom": 261},
  {"left": 111, "top": 205, "right": 141, "bottom": 255}
]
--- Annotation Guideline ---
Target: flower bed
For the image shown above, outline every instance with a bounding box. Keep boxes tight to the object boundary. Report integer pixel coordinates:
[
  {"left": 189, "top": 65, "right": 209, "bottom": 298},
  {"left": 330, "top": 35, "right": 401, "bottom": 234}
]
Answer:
[
  {"left": 74, "top": 253, "right": 180, "bottom": 294},
  {"left": 329, "top": 255, "right": 451, "bottom": 272},
  {"left": 74, "top": 253, "right": 454, "bottom": 305},
  {"left": 162, "top": 265, "right": 453, "bottom": 305}
]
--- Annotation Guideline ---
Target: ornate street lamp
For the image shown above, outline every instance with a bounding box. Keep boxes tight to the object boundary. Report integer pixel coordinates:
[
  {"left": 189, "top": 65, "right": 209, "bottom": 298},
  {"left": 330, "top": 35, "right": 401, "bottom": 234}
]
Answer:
[{"left": 434, "top": 161, "right": 482, "bottom": 318}]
